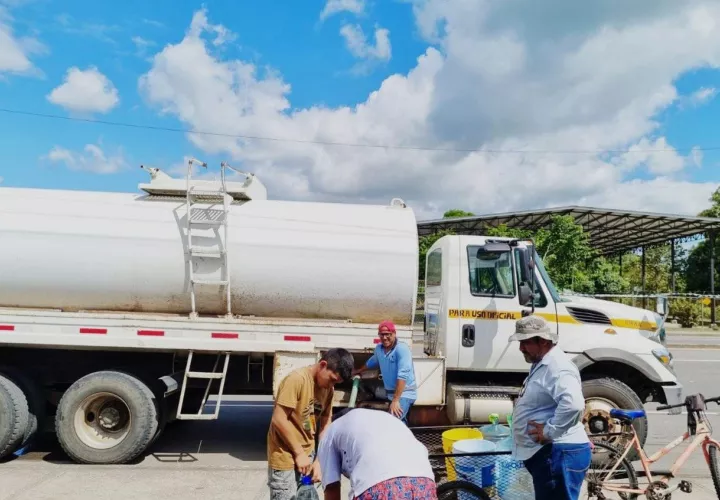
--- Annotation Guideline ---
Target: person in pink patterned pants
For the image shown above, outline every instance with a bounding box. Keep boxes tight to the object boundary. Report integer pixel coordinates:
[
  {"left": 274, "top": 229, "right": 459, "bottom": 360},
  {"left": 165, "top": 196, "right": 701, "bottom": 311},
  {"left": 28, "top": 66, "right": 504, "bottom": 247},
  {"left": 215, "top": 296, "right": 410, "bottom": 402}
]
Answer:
[{"left": 318, "top": 408, "right": 437, "bottom": 500}]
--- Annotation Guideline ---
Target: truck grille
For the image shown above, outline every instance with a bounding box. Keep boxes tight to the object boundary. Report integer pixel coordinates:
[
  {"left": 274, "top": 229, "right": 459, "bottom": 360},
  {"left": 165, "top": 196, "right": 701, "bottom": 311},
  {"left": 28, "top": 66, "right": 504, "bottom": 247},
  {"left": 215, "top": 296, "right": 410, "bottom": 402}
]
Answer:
[{"left": 566, "top": 307, "right": 612, "bottom": 325}]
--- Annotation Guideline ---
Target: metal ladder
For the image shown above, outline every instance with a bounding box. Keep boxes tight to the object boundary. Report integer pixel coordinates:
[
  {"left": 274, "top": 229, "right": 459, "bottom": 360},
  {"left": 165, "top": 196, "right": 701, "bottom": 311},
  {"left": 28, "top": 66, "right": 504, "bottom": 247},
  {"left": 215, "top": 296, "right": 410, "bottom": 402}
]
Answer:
[
  {"left": 185, "top": 158, "right": 233, "bottom": 319},
  {"left": 176, "top": 351, "right": 231, "bottom": 420}
]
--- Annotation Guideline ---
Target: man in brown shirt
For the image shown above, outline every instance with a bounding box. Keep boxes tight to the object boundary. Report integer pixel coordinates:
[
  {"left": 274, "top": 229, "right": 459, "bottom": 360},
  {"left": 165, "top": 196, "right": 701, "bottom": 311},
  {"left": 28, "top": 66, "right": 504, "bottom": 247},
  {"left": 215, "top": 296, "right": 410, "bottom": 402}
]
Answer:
[{"left": 267, "top": 348, "right": 354, "bottom": 500}]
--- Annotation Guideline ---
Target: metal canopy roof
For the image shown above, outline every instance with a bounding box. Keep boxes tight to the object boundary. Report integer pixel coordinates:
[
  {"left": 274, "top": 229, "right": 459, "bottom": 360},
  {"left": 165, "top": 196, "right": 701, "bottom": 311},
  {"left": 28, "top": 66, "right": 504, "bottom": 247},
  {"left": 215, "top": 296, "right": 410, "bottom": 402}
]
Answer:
[{"left": 417, "top": 206, "right": 720, "bottom": 256}]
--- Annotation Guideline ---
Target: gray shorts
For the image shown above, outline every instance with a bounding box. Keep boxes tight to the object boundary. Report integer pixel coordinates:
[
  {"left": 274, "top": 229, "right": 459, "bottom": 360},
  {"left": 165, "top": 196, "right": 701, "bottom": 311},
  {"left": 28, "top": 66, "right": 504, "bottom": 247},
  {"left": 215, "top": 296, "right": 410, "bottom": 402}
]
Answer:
[
  {"left": 267, "top": 468, "right": 300, "bottom": 500},
  {"left": 267, "top": 467, "right": 320, "bottom": 500}
]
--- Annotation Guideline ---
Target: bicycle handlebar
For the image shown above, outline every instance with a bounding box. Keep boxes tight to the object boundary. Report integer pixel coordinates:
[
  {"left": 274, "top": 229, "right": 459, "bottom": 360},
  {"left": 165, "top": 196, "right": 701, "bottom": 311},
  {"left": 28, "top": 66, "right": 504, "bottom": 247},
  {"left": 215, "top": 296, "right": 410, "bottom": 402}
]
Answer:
[{"left": 656, "top": 395, "right": 720, "bottom": 411}]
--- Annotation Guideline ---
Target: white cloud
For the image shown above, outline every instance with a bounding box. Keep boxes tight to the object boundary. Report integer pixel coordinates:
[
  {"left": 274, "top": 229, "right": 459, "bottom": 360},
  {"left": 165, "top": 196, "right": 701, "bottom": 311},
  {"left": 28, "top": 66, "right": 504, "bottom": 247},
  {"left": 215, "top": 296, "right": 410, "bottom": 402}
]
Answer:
[
  {"left": 47, "top": 66, "right": 119, "bottom": 114},
  {"left": 132, "top": 36, "right": 155, "bottom": 50},
  {"left": 0, "top": 6, "right": 45, "bottom": 76},
  {"left": 189, "top": 7, "right": 236, "bottom": 47},
  {"left": 340, "top": 24, "right": 391, "bottom": 62},
  {"left": 142, "top": 18, "right": 165, "bottom": 29},
  {"left": 320, "top": 0, "right": 365, "bottom": 21},
  {"left": 616, "top": 137, "right": 692, "bottom": 175},
  {"left": 140, "top": 4, "right": 720, "bottom": 220},
  {"left": 44, "top": 143, "right": 128, "bottom": 174},
  {"left": 689, "top": 86, "right": 717, "bottom": 106}
]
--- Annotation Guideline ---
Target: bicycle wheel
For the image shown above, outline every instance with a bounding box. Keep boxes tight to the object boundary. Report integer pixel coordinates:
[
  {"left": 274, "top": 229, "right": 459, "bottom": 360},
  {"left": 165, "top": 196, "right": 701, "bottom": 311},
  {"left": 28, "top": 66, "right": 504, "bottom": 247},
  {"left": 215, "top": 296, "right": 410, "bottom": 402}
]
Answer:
[
  {"left": 708, "top": 443, "right": 720, "bottom": 499},
  {"left": 584, "top": 442, "right": 639, "bottom": 500},
  {"left": 437, "top": 480, "right": 491, "bottom": 500}
]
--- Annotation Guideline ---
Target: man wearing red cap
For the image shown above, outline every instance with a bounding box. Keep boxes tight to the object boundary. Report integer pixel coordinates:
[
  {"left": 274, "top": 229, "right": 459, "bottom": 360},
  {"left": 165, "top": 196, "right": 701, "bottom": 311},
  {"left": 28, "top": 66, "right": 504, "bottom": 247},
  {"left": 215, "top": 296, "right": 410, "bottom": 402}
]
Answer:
[{"left": 353, "top": 320, "right": 417, "bottom": 424}]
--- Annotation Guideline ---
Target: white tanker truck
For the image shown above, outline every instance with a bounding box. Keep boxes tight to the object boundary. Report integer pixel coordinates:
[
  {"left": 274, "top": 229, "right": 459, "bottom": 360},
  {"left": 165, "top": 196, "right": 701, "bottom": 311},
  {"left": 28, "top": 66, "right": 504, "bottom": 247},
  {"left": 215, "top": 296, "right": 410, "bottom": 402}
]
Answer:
[{"left": 0, "top": 162, "right": 683, "bottom": 464}]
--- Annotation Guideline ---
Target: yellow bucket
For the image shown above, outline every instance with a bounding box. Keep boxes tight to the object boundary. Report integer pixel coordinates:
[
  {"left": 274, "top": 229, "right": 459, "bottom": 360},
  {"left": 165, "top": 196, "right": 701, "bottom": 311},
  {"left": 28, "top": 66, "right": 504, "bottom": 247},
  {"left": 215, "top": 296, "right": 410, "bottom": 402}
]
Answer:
[{"left": 441, "top": 428, "right": 483, "bottom": 480}]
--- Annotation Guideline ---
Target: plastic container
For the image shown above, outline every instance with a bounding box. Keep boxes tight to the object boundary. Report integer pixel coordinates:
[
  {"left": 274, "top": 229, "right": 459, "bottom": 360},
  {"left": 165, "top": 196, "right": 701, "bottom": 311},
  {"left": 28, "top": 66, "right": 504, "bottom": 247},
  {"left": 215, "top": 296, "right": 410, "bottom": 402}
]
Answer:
[
  {"left": 296, "top": 475, "right": 320, "bottom": 500},
  {"left": 495, "top": 436, "right": 513, "bottom": 452},
  {"left": 496, "top": 456, "right": 534, "bottom": 500},
  {"left": 452, "top": 439, "right": 497, "bottom": 492},
  {"left": 442, "top": 428, "right": 484, "bottom": 481},
  {"left": 479, "top": 413, "right": 511, "bottom": 444}
]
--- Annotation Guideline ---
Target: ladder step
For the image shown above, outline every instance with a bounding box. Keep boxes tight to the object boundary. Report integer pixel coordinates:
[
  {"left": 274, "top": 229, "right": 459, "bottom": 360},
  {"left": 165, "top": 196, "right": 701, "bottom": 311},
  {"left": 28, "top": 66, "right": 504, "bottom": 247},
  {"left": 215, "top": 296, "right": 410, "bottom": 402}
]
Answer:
[
  {"left": 189, "top": 219, "right": 224, "bottom": 226},
  {"left": 189, "top": 247, "right": 225, "bottom": 257},
  {"left": 192, "top": 279, "right": 229, "bottom": 286},
  {"left": 176, "top": 413, "right": 218, "bottom": 421},
  {"left": 186, "top": 371, "right": 225, "bottom": 379}
]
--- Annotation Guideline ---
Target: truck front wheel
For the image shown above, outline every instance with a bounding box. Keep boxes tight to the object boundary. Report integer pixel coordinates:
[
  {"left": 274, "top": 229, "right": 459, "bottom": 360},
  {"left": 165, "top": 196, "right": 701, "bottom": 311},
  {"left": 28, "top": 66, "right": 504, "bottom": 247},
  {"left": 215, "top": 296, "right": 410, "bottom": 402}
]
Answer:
[
  {"left": 582, "top": 377, "right": 647, "bottom": 462},
  {"left": 55, "top": 371, "right": 159, "bottom": 464}
]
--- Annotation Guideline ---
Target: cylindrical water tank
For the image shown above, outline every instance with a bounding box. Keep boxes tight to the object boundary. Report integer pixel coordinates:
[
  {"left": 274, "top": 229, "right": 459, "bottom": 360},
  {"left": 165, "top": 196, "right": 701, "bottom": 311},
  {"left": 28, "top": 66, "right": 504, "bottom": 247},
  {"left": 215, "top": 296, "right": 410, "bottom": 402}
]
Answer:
[{"left": 0, "top": 186, "right": 419, "bottom": 325}]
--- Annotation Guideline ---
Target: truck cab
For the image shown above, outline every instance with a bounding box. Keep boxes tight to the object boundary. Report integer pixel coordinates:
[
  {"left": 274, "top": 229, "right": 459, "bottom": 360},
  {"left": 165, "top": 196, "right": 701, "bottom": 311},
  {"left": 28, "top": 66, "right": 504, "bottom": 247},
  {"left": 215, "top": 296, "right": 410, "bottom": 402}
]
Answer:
[{"left": 423, "top": 235, "right": 683, "bottom": 449}]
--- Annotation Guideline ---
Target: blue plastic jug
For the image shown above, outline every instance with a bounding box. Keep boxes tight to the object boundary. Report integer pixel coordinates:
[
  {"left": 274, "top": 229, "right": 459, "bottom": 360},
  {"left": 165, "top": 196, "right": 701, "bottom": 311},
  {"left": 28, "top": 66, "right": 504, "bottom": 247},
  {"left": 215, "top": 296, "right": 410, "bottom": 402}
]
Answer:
[
  {"left": 296, "top": 475, "right": 320, "bottom": 500},
  {"left": 479, "top": 413, "right": 511, "bottom": 444}
]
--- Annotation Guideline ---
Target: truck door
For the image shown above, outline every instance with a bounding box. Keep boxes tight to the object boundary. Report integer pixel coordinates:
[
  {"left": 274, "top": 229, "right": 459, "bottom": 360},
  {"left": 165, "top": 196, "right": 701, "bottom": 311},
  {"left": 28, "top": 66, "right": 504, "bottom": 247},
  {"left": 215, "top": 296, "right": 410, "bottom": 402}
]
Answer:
[{"left": 457, "top": 241, "right": 556, "bottom": 372}]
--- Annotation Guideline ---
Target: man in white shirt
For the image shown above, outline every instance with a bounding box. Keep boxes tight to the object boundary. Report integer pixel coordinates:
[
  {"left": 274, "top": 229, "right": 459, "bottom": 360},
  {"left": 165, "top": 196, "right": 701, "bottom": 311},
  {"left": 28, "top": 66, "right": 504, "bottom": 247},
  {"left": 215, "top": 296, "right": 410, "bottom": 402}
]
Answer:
[
  {"left": 317, "top": 408, "right": 437, "bottom": 500},
  {"left": 509, "top": 315, "right": 591, "bottom": 500}
]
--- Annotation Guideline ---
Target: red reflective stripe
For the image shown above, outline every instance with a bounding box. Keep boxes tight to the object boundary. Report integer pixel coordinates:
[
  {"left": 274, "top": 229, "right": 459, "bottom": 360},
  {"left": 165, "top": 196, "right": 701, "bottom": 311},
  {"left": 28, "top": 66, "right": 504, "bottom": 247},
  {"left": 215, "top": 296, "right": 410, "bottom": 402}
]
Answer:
[
  {"left": 80, "top": 328, "right": 107, "bottom": 334},
  {"left": 284, "top": 335, "right": 311, "bottom": 342},
  {"left": 0, "top": 325, "right": 14, "bottom": 331},
  {"left": 373, "top": 338, "right": 381, "bottom": 344},
  {"left": 138, "top": 330, "right": 164, "bottom": 337},
  {"left": 212, "top": 332, "right": 238, "bottom": 339}
]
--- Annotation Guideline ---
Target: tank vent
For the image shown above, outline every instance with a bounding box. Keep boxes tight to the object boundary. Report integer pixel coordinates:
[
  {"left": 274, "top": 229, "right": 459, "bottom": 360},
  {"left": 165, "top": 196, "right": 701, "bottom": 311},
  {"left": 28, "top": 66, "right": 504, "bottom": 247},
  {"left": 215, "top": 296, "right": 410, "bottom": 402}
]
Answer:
[{"left": 566, "top": 307, "right": 612, "bottom": 325}]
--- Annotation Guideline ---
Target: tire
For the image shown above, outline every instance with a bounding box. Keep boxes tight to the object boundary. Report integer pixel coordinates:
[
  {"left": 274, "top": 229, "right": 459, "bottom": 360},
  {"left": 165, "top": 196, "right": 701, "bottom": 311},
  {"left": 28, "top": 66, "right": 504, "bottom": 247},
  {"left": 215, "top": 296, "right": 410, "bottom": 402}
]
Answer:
[
  {"left": 0, "top": 374, "right": 30, "bottom": 460},
  {"left": 55, "top": 371, "right": 159, "bottom": 464},
  {"left": 582, "top": 378, "right": 647, "bottom": 461},
  {"left": 0, "top": 368, "right": 45, "bottom": 451},
  {"left": 585, "top": 441, "right": 639, "bottom": 500},
  {"left": 436, "top": 480, "right": 491, "bottom": 500},
  {"left": 708, "top": 443, "right": 720, "bottom": 500}
]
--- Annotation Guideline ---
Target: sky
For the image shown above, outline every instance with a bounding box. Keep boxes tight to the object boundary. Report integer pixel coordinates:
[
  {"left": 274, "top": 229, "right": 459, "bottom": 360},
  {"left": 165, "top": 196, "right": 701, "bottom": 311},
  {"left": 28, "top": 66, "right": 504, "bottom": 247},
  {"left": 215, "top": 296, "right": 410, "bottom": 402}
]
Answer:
[{"left": 1, "top": 0, "right": 720, "bottom": 221}]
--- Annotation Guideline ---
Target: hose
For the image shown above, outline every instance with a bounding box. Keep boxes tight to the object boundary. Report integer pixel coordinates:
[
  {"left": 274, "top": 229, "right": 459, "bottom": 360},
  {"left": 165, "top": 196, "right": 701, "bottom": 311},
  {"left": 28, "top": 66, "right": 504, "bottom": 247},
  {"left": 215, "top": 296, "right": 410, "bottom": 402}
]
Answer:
[{"left": 348, "top": 376, "right": 361, "bottom": 408}]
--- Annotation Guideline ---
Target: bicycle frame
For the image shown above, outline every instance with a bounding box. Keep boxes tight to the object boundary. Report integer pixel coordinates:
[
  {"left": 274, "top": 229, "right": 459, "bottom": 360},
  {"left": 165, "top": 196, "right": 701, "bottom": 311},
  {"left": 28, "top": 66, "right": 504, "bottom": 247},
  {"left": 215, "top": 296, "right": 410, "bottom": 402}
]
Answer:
[{"left": 599, "top": 417, "right": 720, "bottom": 495}]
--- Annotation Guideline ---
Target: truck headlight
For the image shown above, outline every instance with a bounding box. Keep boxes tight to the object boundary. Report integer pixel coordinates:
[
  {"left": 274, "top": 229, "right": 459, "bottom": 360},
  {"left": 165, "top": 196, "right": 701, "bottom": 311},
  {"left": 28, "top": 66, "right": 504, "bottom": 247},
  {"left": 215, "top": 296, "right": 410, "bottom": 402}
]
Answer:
[{"left": 652, "top": 347, "right": 674, "bottom": 371}]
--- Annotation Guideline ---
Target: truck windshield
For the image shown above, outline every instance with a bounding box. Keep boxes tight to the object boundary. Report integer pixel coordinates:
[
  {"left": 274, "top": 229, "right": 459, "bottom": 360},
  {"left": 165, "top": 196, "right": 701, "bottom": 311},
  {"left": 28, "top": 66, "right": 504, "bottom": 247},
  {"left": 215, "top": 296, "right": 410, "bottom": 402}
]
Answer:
[{"left": 533, "top": 248, "right": 564, "bottom": 303}]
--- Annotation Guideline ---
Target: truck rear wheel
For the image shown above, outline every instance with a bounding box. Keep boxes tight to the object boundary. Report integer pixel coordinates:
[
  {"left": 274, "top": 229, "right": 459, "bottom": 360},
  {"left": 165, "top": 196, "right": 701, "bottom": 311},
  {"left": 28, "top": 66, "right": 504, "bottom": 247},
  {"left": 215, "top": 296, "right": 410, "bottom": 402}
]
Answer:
[
  {"left": 55, "top": 371, "right": 159, "bottom": 464},
  {"left": 0, "top": 374, "right": 30, "bottom": 460},
  {"left": 0, "top": 368, "right": 46, "bottom": 452},
  {"left": 582, "top": 377, "right": 647, "bottom": 462}
]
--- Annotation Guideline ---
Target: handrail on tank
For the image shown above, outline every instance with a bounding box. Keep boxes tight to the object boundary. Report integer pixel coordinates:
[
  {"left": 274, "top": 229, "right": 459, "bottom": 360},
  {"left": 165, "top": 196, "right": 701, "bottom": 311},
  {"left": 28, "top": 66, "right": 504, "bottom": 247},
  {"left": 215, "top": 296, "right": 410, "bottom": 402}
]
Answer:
[
  {"left": 185, "top": 157, "right": 208, "bottom": 194},
  {"left": 220, "top": 161, "right": 255, "bottom": 189}
]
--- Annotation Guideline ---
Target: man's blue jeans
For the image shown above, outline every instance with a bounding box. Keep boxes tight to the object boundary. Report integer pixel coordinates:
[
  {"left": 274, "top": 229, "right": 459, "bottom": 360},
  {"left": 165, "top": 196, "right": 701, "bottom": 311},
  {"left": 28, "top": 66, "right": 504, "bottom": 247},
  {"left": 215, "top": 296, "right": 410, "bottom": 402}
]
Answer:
[{"left": 523, "top": 442, "right": 591, "bottom": 500}]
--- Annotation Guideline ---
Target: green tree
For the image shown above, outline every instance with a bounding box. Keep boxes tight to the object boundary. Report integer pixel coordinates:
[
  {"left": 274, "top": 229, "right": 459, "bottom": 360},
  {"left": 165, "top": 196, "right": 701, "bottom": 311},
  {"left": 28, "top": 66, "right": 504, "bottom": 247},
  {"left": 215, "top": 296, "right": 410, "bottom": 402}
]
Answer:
[
  {"left": 443, "top": 209, "right": 475, "bottom": 218},
  {"left": 485, "top": 223, "right": 533, "bottom": 239},
  {"left": 699, "top": 187, "right": 720, "bottom": 218},
  {"left": 418, "top": 208, "right": 475, "bottom": 277},
  {"left": 534, "top": 215, "right": 595, "bottom": 291},
  {"left": 589, "top": 258, "right": 630, "bottom": 294},
  {"left": 684, "top": 186, "right": 720, "bottom": 292},
  {"left": 418, "top": 229, "right": 454, "bottom": 278}
]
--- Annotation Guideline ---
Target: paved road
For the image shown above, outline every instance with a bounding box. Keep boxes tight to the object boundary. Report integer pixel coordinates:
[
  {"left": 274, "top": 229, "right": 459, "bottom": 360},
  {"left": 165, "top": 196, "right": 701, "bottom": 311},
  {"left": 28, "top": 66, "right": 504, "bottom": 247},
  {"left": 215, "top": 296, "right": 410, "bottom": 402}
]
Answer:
[
  {"left": 669, "top": 334, "right": 720, "bottom": 348},
  {"left": 642, "top": 348, "right": 720, "bottom": 488},
  {"left": 1, "top": 348, "right": 719, "bottom": 499}
]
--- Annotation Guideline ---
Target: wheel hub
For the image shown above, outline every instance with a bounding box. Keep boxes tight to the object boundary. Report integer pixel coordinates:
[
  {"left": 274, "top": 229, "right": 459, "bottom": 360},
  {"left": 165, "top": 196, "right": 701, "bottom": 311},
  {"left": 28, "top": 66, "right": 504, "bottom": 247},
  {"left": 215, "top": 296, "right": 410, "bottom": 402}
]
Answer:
[
  {"left": 98, "top": 406, "right": 122, "bottom": 430},
  {"left": 74, "top": 392, "right": 132, "bottom": 450},
  {"left": 584, "top": 399, "right": 625, "bottom": 447}
]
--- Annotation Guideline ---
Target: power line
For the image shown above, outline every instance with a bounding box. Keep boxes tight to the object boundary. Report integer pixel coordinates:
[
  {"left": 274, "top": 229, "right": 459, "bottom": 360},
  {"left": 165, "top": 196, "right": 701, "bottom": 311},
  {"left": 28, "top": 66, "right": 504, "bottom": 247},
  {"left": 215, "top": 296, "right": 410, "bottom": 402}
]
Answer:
[{"left": 1, "top": 107, "right": 718, "bottom": 155}]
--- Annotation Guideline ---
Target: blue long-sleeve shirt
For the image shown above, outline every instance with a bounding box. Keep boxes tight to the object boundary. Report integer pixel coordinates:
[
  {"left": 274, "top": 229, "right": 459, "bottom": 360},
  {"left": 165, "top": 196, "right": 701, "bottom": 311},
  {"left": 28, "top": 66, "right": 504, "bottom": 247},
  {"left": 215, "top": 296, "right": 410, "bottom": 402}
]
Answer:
[
  {"left": 511, "top": 346, "right": 589, "bottom": 461},
  {"left": 366, "top": 341, "right": 417, "bottom": 400}
]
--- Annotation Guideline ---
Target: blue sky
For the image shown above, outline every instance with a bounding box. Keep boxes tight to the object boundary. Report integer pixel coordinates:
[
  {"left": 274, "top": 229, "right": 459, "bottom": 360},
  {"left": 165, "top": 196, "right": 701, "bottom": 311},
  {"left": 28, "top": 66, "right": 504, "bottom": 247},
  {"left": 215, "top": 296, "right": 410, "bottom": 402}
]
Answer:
[{"left": 1, "top": 0, "right": 719, "bottom": 219}]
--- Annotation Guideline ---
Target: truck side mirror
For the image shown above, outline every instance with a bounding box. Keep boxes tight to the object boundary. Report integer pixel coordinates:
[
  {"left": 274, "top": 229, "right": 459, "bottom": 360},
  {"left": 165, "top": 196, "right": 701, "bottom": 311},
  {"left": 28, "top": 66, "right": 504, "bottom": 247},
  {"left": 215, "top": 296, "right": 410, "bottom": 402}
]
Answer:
[
  {"left": 656, "top": 297, "right": 669, "bottom": 316},
  {"left": 516, "top": 247, "right": 533, "bottom": 283},
  {"left": 519, "top": 283, "right": 533, "bottom": 306}
]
